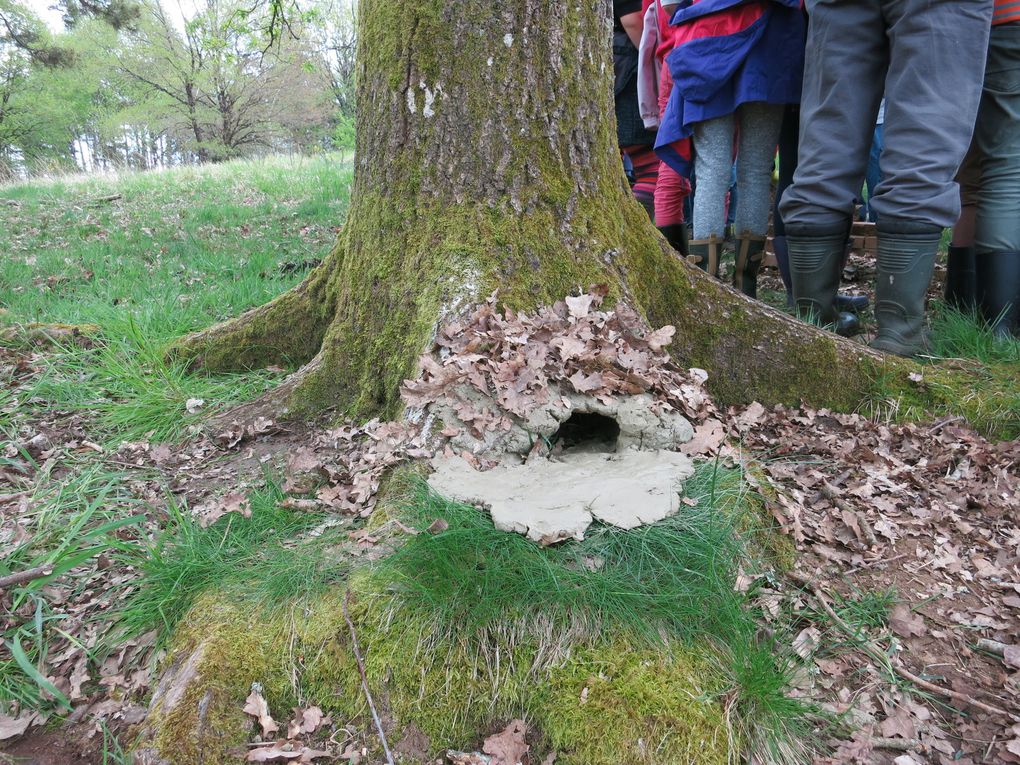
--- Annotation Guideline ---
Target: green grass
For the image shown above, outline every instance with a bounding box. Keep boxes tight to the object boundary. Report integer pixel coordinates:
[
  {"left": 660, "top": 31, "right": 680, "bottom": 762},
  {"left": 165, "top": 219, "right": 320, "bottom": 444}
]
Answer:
[
  {"left": 859, "top": 305, "right": 1020, "bottom": 439},
  {"left": 112, "top": 479, "right": 350, "bottom": 649},
  {"left": 0, "top": 466, "right": 145, "bottom": 710},
  {"left": 832, "top": 586, "right": 896, "bottom": 632},
  {"left": 375, "top": 465, "right": 824, "bottom": 763},
  {"left": 0, "top": 154, "right": 352, "bottom": 443},
  {"left": 928, "top": 304, "right": 1020, "bottom": 365}
]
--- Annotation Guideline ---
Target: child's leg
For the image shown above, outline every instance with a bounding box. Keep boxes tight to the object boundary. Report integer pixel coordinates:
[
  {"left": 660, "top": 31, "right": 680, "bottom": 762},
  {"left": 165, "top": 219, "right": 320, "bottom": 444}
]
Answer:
[
  {"left": 621, "top": 144, "right": 658, "bottom": 218},
  {"left": 731, "top": 102, "right": 784, "bottom": 297},
  {"left": 734, "top": 102, "right": 784, "bottom": 238},
  {"left": 654, "top": 163, "right": 688, "bottom": 227},
  {"left": 692, "top": 114, "right": 734, "bottom": 241}
]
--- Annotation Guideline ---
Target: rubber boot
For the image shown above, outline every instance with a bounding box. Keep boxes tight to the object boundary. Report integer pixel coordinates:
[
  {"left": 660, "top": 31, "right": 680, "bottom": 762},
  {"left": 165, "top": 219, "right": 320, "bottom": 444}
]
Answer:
[
  {"left": 870, "top": 222, "right": 941, "bottom": 357},
  {"left": 733, "top": 232, "right": 766, "bottom": 299},
  {"left": 773, "top": 235, "right": 794, "bottom": 306},
  {"left": 945, "top": 245, "right": 977, "bottom": 314},
  {"left": 687, "top": 235, "right": 723, "bottom": 278},
  {"left": 836, "top": 294, "right": 869, "bottom": 313},
  {"left": 786, "top": 223, "right": 859, "bottom": 336},
  {"left": 658, "top": 223, "right": 690, "bottom": 259},
  {"left": 975, "top": 251, "right": 1020, "bottom": 339}
]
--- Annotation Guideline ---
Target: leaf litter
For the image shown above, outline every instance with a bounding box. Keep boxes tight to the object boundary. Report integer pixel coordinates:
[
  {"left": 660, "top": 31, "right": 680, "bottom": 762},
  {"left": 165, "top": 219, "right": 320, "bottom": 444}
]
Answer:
[{"left": 3, "top": 291, "right": 1020, "bottom": 763}]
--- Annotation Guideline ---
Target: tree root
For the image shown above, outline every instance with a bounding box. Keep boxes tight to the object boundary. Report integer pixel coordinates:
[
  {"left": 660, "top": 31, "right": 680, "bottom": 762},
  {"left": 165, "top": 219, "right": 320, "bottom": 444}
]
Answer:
[
  {"left": 201, "top": 354, "right": 326, "bottom": 433},
  {"left": 170, "top": 265, "right": 336, "bottom": 374}
]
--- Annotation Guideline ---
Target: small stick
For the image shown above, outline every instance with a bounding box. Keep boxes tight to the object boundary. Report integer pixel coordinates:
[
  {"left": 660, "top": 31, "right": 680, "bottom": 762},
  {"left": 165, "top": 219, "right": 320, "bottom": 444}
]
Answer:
[
  {"left": 0, "top": 565, "right": 54, "bottom": 590},
  {"left": 975, "top": 639, "right": 1010, "bottom": 659},
  {"left": 341, "top": 591, "right": 395, "bottom": 765},
  {"left": 820, "top": 482, "right": 878, "bottom": 548},
  {"left": 787, "top": 571, "right": 1011, "bottom": 718},
  {"left": 872, "top": 737, "right": 920, "bottom": 751}
]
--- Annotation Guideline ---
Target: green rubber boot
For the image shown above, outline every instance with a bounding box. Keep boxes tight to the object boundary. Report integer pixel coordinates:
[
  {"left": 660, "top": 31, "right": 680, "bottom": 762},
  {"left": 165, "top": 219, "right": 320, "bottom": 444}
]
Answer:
[
  {"left": 870, "top": 222, "right": 941, "bottom": 357},
  {"left": 786, "top": 223, "right": 850, "bottom": 328}
]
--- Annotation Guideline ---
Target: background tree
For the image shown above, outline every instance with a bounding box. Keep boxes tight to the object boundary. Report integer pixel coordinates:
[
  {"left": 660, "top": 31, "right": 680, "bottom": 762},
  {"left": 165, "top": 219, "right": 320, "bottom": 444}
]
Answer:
[
  {"left": 172, "top": 0, "right": 905, "bottom": 423},
  {"left": 115, "top": 0, "right": 328, "bottom": 162}
]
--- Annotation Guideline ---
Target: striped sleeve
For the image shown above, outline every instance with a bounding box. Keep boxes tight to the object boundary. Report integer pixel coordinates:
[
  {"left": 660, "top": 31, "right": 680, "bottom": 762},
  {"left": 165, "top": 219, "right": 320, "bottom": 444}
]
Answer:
[{"left": 994, "top": 0, "right": 1020, "bottom": 25}]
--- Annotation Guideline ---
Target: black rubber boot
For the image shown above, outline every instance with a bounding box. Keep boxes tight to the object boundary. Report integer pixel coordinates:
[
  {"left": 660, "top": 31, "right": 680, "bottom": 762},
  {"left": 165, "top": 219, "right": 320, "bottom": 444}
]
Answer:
[
  {"left": 687, "top": 235, "right": 723, "bottom": 278},
  {"left": 658, "top": 223, "right": 690, "bottom": 259},
  {"left": 836, "top": 294, "right": 869, "bottom": 313},
  {"left": 870, "top": 221, "right": 941, "bottom": 357},
  {"left": 733, "top": 233, "right": 766, "bottom": 299},
  {"left": 787, "top": 223, "right": 850, "bottom": 328},
  {"left": 772, "top": 235, "right": 794, "bottom": 306},
  {"left": 975, "top": 251, "right": 1020, "bottom": 339},
  {"left": 945, "top": 245, "right": 977, "bottom": 313}
]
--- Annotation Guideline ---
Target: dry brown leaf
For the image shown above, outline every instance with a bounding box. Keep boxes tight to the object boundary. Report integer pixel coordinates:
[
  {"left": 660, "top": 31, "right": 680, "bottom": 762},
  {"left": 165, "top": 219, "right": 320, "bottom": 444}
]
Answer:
[
  {"left": 792, "top": 627, "right": 821, "bottom": 659},
  {"left": 889, "top": 605, "right": 926, "bottom": 639},
  {"left": 482, "top": 719, "right": 529, "bottom": 765},
  {"left": 564, "top": 294, "right": 594, "bottom": 319},
  {"left": 242, "top": 688, "right": 279, "bottom": 738},
  {"left": 0, "top": 712, "right": 33, "bottom": 740},
  {"left": 196, "top": 492, "right": 251, "bottom": 528},
  {"left": 644, "top": 325, "right": 675, "bottom": 352}
]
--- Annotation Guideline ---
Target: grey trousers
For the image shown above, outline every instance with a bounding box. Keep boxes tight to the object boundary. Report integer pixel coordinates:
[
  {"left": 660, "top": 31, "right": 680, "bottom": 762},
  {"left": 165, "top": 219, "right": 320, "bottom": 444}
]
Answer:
[
  {"left": 970, "top": 22, "right": 1020, "bottom": 252},
  {"left": 780, "top": 0, "right": 993, "bottom": 229}
]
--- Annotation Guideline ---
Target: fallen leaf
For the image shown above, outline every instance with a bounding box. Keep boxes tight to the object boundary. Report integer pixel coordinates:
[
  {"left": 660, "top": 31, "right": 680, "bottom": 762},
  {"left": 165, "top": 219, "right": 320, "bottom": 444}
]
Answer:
[
  {"left": 564, "top": 294, "right": 594, "bottom": 319},
  {"left": 243, "top": 688, "right": 279, "bottom": 737},
  {"left": 0, "top": 712, "right": 33, "bottom": 740},
  {"left": 889, "top": 605, "right": 926, "bottom": 638},
  {"left": 185, "top": 398, "right": 205, "bottom": 414},
  {"left": 482, "top": 719, "right": 529, "bottom": 765},
  {"left": 427, "top": 518, "right": 449, "bottom": 534},
  {"left": 644, "top": 325, "right": 675, "bottom": 352},
  {"left": 792, "top": 627, "right": 821, "bottom": 659}
]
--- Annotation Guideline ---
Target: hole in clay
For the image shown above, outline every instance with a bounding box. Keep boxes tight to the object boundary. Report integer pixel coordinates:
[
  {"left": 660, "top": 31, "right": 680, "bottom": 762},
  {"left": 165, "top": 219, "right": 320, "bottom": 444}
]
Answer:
[{"left": 553, "top": 412, "right": 620, "bottom": 453}]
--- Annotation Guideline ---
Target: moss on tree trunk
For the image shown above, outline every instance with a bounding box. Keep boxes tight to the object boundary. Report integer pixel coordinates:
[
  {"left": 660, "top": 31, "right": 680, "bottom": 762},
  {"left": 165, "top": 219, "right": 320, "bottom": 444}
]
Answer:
[{"left": 171, "top": 0, "right": 994, "bottom": 432}]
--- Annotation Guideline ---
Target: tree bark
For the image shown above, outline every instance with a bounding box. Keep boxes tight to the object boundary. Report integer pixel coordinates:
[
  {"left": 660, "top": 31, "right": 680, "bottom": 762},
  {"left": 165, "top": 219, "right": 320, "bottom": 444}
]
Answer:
[{"left": 172, "top": 0, "right": 914, "bottom": 422}]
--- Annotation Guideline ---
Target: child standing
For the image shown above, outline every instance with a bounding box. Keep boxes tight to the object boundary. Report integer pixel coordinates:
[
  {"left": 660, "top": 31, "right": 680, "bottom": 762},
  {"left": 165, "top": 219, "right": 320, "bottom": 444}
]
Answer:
[{"left": 655, "top": 0, "right": 806, "bottom": 298}]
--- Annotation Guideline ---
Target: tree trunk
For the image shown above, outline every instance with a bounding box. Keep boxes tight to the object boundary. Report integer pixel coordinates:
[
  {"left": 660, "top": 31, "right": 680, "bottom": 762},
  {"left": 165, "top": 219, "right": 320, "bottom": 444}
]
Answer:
[{"left": 172, "top": 0, "right": 911, "bottom": 423}]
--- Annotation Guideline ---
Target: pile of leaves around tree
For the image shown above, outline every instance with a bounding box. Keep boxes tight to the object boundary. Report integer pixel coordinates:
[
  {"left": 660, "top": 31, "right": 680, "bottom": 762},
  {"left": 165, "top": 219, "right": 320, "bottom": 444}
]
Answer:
[{"left": 0, "top": 292, "right": 1018, "bottom": 764}]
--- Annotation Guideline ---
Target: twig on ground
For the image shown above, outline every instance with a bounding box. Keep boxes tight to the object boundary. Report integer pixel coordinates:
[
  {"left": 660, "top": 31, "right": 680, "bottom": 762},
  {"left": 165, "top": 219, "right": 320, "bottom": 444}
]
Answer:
[
  {"left": 341, "top": 590, "right": 395, "bottom": 765},
  {"left": 787, "top": 571, "right": 1011, "bottom": 718},
  {"left": 871, "top": 737, "right": 920, "bottom": 751},
  {"left": 929, "top": 416, "right": 964, "bottom": 434},
  {"left": 0, "top": 564, "right": 54, "bottom": 590},
  {"left": 975, "top": 639, "right": 1011, "bottom": 659},
  {"left": 820, "top": 481, "right": 878, "bottom": 548}
]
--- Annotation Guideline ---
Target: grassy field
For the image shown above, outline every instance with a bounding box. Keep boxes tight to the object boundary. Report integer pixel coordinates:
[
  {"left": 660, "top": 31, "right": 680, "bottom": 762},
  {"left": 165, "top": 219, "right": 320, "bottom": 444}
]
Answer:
[
  {"left": 1, "top": 156, "right": 1017, "bottom": 762},
  {"left": 1, "top": 154, "right": 353, "bottom": 442}
]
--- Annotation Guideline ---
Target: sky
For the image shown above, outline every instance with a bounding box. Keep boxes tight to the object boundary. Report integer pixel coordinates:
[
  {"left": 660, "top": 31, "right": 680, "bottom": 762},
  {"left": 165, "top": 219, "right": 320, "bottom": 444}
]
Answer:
[
  {"left": 21, "top": 0, "right": 194, "bottom": 33},
  {"left": 23, "top": 0, "right": 64, "bottom": 32}
]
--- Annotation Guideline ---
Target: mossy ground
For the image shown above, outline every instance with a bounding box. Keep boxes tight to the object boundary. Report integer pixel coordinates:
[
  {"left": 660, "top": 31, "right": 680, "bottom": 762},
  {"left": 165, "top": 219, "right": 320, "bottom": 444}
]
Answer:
[
  {"left": 133, "top": 466, "right": 814, "bottom": 765},
  {"left": 144, "top": 581, "right": 731, "bottom": 765}
]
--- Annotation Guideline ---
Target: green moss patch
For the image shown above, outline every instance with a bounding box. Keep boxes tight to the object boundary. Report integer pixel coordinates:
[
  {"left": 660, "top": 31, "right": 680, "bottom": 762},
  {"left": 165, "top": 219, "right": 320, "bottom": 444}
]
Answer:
[{"left": 131, "top": 464, "right": 821, "bottom": 764}]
